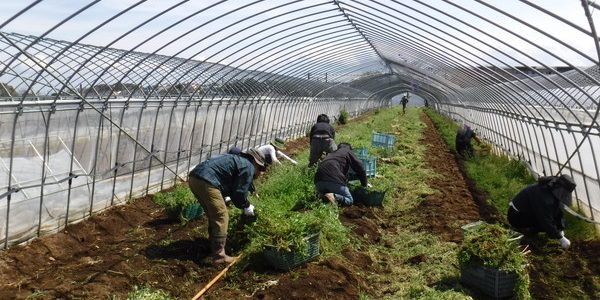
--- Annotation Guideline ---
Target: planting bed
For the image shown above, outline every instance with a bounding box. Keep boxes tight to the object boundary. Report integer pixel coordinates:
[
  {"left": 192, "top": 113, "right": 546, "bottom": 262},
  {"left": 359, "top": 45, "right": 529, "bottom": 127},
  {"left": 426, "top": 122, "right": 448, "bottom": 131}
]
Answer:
[{"left": 0, "top": 109, "right": 598, "bottom": 299}]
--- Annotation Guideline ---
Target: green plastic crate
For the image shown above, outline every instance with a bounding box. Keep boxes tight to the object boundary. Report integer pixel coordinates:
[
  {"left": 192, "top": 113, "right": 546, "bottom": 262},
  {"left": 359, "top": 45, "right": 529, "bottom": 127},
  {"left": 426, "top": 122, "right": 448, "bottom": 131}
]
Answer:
[
  {"left": 351, "top": 187, "right": 386, "bottom": 206},
  {"left": 166, "top": 203, "right": 204, "bottom": 222},
  {"left": 182, "top": 203, "right": 204, "bottom": 221},
  {"left": 460, "top": 265, "right": 518, "bottom": 299},
  {"left": 263, "top": 232, "right": 321, "bottom": 271}
]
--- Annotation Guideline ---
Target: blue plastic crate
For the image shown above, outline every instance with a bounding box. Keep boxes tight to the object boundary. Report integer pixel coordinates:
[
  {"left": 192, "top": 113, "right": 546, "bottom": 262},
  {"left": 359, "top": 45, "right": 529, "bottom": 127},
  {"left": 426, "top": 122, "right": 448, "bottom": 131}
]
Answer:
[
  {"left": 372, "top": 132, "right": 395, "bottom": 149},
  {"left": 348, "top": 156, "right": 376, "bottom": 179},
  {"left": 354, "top": 147, "right": 369, "bottom": 158}
]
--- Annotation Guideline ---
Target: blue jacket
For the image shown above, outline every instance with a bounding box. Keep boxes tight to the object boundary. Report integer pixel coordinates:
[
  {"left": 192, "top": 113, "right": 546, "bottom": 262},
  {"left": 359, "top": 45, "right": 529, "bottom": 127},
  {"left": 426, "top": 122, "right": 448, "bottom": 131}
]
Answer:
[{"left": 189, "top": 154, "right": 254, "bottom": 209}]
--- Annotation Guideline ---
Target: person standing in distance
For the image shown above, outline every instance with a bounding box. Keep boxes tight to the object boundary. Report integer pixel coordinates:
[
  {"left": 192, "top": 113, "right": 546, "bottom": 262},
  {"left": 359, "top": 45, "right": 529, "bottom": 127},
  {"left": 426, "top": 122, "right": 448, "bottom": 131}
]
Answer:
[{"left": 401, "top": 92, "right": 409, "bottom": 115}]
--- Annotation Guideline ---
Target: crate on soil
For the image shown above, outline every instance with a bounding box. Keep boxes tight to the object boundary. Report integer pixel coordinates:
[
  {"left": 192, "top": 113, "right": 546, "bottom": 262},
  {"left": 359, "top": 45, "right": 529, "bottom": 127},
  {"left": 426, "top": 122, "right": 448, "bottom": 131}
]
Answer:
[
  {"left": 263, "top": 232, "right": 321, "bottom": 271},
  {"left": 351, "top": 186, "right": 386, "bottom": 206},
  {"left": 460, "top": 265, "right": 518, "bottom": 299},
  {"left": 371, "top": 132, "right": 396, "bottom": 149}
]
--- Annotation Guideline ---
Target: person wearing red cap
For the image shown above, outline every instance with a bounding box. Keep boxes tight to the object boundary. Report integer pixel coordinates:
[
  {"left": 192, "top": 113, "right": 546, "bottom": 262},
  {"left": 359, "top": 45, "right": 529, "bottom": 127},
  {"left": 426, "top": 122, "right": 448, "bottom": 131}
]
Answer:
[{"left": 188, "top": 149, "right": 266, "bottom": 264}]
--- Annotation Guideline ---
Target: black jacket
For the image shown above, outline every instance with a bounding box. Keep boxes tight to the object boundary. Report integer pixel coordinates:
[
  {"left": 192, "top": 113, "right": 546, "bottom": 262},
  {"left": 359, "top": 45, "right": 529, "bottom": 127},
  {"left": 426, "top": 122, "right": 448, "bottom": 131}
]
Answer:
[
  {"left": 455, "top": 126, "right": 476, "bottom": 149},
  {"left": 310, "top": 122, "right": 335, "bottom": 140},
  {"left": 314, "top": 147, "right": 367, "bottom": 186},
  {"left": 510, "top": 183, "right": 564, "bottom": 239}
]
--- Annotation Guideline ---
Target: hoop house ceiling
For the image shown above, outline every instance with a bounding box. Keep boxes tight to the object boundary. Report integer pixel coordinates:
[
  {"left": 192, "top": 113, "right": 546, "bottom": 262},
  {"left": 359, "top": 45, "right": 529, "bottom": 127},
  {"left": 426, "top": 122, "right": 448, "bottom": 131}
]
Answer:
[{"left": 0, "top": 0, "right": 599, "bottom": 248}]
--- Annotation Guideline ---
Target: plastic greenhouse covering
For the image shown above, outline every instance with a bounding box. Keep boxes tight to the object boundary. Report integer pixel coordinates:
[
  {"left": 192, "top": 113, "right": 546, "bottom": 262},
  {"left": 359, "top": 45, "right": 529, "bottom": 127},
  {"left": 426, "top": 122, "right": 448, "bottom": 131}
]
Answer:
[{"left": 0, "top": 0, "right": 599, "bottom": 249}]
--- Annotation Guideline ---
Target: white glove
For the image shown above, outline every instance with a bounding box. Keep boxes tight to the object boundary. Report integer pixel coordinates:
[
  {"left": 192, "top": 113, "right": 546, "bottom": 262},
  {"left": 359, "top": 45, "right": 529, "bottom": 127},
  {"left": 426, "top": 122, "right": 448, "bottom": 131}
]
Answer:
[
  {"left": 243, "top": 204, "right": 255, "bottom": 216},
  {"left": 366, "top": 183, "right": 373, "bottom": 188},
  {"left": 224, "top": 196, "right": 231, "bottom": 203},
  {"left": 559, "top": 230, "right": 565, "bottom": 237},
  {"left": 559, "top": 236, "right": 571, "bottom": 249}
]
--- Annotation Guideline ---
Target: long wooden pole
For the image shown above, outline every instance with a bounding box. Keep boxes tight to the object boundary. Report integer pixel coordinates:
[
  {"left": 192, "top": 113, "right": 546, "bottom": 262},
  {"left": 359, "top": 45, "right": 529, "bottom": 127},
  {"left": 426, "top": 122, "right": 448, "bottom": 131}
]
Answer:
[{"left": 191, "top": 256, "right": 240, "bottom": 300}]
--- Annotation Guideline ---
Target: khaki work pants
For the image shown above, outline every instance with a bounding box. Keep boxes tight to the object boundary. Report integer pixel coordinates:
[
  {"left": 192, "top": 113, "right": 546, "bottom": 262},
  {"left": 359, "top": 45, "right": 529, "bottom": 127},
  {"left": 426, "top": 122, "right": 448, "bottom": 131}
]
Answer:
[{"left": 188, "top": 176, "right": 228, "bottom": 238}]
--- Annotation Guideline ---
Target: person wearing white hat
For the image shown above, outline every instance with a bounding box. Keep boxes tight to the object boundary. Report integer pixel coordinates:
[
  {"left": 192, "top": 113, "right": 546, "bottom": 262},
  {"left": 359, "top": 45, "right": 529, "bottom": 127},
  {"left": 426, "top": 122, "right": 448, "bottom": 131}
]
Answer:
[{"left": 256, "top": 137, "right": 298, "bottom": 166}]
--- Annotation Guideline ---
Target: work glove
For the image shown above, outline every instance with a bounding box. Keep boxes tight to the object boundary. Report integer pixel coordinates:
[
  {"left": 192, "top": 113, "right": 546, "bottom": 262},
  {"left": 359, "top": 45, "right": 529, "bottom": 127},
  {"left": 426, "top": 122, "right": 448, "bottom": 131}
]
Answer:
[
  {"left": 224, "top": 196, "right": 231, "bottom": 203},
  {"left": 559, "top": 236, "right": 571, "bottom": 249},
  {"left": 366, "top": 183, "right": 373, "bottom": 188},
  {"left": 559, "top": 230, "right": 565, "bottom": 237},
  {"left": 243, "top": 204, "right": 255, "bottom": 217}
]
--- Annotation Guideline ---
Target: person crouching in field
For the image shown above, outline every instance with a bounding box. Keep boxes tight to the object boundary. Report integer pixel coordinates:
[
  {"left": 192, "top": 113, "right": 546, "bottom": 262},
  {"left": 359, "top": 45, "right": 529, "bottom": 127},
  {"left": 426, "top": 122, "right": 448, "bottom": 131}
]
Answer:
[
  {"left": 188, "top": 149, "right": 266, "bottom": 264},
  {"left": 309, "top": 114, "right": 337, "bottom": 167},
  {"left": 507, "top": 174, "right": 576, "bottom": 249},
  {"left": 455, "top": 124, "right": 482, "bottom": 158},
  {"left": 256, "top": 138, "right": 298, "bottom": 166},
  {"left": 314, "top": 143, "right": 370, "bottom": 206}
]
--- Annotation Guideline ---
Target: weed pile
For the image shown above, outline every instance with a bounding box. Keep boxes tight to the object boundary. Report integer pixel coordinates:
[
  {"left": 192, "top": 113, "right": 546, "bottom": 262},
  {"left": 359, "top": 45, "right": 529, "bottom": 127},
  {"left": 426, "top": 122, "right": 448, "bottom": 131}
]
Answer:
[
  {"left": 228, "top": 164, "right": 349, "bottom": 261},
  {"left": 152, "top": 184, "right": 199, "bottom": 223},
  {"left": 458, "top": 223, "right": 530, "bottom": 299}
]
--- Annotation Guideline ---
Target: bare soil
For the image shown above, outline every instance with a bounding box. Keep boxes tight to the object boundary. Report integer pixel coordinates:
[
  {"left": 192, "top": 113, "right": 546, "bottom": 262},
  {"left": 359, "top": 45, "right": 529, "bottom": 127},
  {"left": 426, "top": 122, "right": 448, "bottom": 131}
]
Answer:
[{"left": 0, "top": 112, "right": 598, "bottom": 299}]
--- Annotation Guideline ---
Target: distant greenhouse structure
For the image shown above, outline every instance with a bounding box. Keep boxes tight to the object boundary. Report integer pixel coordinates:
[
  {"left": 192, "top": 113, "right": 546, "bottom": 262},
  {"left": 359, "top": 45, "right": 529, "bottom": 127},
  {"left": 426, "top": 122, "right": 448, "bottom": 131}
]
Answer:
[{"left": 0, "top": 0, "right": 599, "bottom": 248}]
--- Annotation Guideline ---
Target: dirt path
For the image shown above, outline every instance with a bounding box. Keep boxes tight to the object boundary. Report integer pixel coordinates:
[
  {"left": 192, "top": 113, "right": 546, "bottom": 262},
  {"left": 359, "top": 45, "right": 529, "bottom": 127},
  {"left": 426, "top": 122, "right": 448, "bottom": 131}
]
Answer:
[{"left": 416, "top": 115, "right": 486, "bottom": 242}]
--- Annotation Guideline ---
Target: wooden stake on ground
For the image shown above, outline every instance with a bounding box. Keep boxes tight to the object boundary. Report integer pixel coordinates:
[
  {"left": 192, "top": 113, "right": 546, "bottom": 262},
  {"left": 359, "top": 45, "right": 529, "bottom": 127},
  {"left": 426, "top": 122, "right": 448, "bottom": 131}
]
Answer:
[{"left": 192, "top": 256, "right": 240, "bottom": 300}]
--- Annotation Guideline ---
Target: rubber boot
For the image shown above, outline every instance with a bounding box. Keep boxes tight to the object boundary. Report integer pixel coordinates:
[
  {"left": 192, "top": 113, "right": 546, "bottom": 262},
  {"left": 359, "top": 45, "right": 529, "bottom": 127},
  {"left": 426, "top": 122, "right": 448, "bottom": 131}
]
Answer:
[{"left": 211, "top": 237, "right": 234, "bottom": 265}]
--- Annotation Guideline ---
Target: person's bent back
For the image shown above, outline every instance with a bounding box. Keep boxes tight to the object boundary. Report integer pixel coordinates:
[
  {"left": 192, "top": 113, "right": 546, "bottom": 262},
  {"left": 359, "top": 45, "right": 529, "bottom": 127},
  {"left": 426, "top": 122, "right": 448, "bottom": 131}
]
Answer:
[
  {"left": 314, "top": 143, "right": 368, "bottom": 206},
  {"left": 455, "top": 124, "right": 479, "bottom": 158},
  {"left": 507, "top": 174, "right": 576, "bottom": 249},
  {"left": 309, "top": 114, "right": 337, "bottom": 167}
]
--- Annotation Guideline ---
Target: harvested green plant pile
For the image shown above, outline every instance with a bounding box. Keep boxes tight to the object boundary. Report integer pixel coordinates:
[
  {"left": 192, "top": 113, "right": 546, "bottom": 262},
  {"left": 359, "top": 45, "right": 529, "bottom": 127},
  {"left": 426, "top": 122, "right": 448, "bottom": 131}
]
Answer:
[
  {"left": 152, "top": 184, "right": 201, "bottom": 223},
  {"left": 458, "top": 223, "right": 530, "bottom": 299}
]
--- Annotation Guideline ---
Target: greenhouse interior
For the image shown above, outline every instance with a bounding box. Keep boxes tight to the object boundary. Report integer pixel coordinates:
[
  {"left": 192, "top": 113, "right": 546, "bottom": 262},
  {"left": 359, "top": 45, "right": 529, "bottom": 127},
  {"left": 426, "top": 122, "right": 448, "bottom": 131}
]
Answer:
[{"left": 0, "top": 1, "right": 599, "bottom": 299}]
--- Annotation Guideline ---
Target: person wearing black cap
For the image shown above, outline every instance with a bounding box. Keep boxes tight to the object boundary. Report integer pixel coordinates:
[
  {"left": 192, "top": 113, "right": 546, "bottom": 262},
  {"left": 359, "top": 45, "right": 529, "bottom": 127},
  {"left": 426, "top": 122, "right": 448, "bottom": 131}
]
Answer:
[
  {"left": 188, "top": 149, "right": 266, "bottom": 264},
  {"left": 507, "top": 174, "right": 577, "bottom": 249},
  {"left": 455, "top": 124, "right": 482, "bottom": 158},
  {"left": 309, "top": 114, "right": 337, "bottom": 167}
]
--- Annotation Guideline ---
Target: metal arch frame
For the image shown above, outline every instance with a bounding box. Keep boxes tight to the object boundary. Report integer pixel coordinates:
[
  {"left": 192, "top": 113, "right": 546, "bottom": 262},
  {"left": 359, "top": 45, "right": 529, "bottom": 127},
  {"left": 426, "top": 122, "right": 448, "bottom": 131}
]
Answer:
[
  {"left": 344, "top": 2, "right": 556, "bottom": 172},
  {"left": 346, "top": 0, "right": 600, "bottom": 202},
  {"left": 338, "top": 0, "right": 599, "bottom": 214},
  {"left": 342, "top": 3, "right": 548, "bottom": 165}
]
